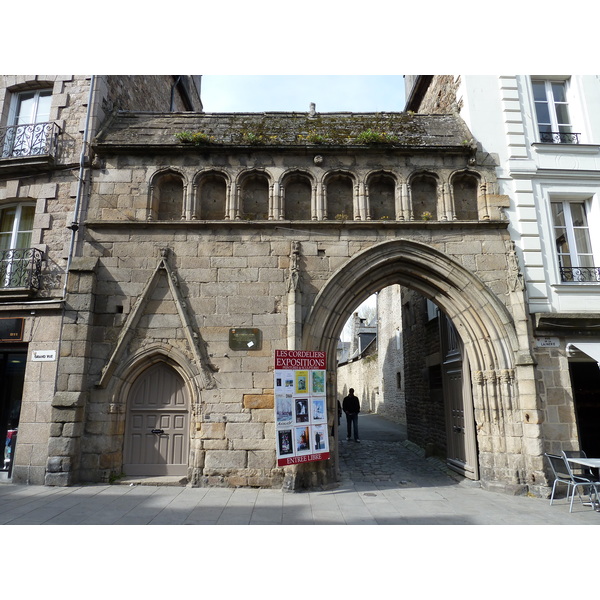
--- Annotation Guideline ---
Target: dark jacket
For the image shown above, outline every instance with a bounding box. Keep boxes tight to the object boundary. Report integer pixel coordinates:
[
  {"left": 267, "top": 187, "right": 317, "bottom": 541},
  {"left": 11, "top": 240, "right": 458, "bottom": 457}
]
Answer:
[{"left": 342, "top": 393, "right": 360, "bottom": 414}]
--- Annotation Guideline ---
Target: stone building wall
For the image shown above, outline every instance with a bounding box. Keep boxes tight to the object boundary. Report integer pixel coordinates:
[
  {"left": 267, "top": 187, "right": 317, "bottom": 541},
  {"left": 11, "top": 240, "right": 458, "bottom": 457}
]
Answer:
[
  {"left": 0, "top": 75, "right": 93, "bottom": 484},
  {"left": 377, "top": 285, "right": 405, "bottom": 424},
  {"left": 73, "top": 221, "right": 524, "bottom": 485},
  {"left": 103, "top": 76, "right": 202, "bottom": 114},
  {"left": 337, "top": 348, "right": 379, "bottom": 415},
  {"left": 71, "top": 219, "right": 524, "bottom": 486},
  {"left": 408, "top": 75, "right": 462, "bottom": 115},
  {"left": 0, "top": 75, "right": 202, "bottom": 485},
  {"left": 401, "top": 289, "right": 446, "bottom": 455},
  {"left": 31, "top": 107, "right": 550, "bottom": 493}
]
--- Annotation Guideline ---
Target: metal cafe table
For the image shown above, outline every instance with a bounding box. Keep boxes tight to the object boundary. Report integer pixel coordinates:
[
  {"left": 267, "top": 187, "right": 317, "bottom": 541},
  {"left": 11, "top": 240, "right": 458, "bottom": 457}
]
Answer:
[{"left": 566, "top": 457, "right": 600, "bottom": 511}]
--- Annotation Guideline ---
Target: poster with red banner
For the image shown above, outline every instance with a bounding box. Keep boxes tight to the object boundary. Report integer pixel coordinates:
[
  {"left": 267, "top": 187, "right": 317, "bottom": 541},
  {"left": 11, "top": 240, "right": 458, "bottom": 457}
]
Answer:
[{"left": 274, "top": 350, "right": 329, "bottom": 466}]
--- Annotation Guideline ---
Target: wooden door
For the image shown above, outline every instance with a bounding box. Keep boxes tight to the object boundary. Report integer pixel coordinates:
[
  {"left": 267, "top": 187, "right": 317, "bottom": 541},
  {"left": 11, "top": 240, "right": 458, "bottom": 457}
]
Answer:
[
  {"left": 123, "top": 362, "right": 189, "bottom": 476},
  {"left": 440, "top": 316, "right": 479, "bottom": 480}
]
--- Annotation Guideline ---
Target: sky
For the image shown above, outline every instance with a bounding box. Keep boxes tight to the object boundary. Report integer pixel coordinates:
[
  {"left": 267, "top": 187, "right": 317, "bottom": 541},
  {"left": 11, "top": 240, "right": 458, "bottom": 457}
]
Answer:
[{"left": 200, "top": 75, "right": 405, "bottom": 113}]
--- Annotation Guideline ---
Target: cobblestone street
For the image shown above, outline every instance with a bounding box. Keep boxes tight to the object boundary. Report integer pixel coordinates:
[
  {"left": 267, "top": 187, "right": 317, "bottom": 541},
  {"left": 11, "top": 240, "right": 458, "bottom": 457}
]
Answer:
[{"left": 338, "top": 437, "right": 463, "bottom": 489}]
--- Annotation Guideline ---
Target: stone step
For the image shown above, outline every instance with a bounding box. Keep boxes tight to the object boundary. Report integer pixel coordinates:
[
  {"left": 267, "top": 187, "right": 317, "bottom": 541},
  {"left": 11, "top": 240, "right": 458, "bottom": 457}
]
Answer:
[{"left": 114, "top": 476, "right": 188, "bottom": 487}]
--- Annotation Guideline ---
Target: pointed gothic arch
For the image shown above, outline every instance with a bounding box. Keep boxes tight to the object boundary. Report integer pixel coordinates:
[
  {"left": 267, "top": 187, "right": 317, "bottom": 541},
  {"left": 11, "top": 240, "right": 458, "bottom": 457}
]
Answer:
[
  {"left": 118, "top": 348, "right": 195, "bottom": 477},
  {"left": 299, "top": 238, "right": 538, "bottom": 492}
]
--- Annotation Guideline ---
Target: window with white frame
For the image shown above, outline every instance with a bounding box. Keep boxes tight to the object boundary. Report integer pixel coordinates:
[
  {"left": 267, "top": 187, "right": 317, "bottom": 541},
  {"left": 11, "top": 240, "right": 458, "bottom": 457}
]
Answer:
[
  {"left": 550, "top": 199, "right": 598, "bottom": 282},
  {"left": 0, "top": 203, "right": 35, "bottom": 288},
  {"left": 2, "top": 88, "right": 52, "bottom": 158},
  {"left": 532, "top": 79, "right": 577, "bottom": 144}
]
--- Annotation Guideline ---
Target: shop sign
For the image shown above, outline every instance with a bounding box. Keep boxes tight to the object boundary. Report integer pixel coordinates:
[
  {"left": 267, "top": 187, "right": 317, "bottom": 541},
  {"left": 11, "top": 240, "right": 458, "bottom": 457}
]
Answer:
[
  {"left": 0, "top": 318, "right": 24, "bottom": 342},
  {"left": 274, "top": 350, "right": 329, "bottom": 467}
]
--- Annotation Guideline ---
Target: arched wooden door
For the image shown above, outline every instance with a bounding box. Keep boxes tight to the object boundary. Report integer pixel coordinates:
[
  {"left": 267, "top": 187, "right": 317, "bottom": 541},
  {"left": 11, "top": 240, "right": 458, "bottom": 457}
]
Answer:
[{"left": 123, "top": 362, "right": 190, "bottom": 476}]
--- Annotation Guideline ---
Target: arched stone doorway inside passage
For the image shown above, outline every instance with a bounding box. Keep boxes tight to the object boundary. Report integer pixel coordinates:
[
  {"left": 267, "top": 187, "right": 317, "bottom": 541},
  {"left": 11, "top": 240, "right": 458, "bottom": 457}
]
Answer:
[{"left": 294, "top": 238, "right": 533, "bottom": 493}]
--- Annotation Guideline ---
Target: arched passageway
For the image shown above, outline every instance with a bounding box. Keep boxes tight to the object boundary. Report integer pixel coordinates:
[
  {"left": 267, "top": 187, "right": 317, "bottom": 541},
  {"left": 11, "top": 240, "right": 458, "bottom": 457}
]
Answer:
[{"left": 297, "top": 239, "right": 538, "bottom": 493}]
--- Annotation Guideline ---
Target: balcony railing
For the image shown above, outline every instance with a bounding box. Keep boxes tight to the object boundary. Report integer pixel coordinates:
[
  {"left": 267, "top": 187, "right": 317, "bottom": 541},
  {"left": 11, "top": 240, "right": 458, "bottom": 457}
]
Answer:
[
  {"left": 0, "top": 121, "right": 61, "bottom": 159},
  {"left": 539, "top": 131, "right": 580, "bottom": 144},
  {"left": 0, "top": 248, "right": 44, "bottom": 291},
  {"left": 560, "top": 266, "right": 600, "bottom": 283}
]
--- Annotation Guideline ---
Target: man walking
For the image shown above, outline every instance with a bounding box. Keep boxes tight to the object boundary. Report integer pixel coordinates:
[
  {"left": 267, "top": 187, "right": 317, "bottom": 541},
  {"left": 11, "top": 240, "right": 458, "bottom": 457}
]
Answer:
[{"left": 342, "top": 388, "right": 360, "bottom": 442}]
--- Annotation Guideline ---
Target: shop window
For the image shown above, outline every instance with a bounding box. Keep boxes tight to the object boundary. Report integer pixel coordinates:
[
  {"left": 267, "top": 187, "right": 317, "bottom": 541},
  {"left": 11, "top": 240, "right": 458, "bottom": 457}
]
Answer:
[
  {"left": 368, "top": 173, "right": 395, "bottom": 220},
  {"left": 0, "top": 351, "right": 26, "bottom": 479},
  {"left": 326, "top": 174, "right": 354, "bottom": 220},
  {"left": 532, "top": 79, "right": 578, "bottom": 144},
  {"left": 551, "top": 199, "right": 599, "bottom": 282}
]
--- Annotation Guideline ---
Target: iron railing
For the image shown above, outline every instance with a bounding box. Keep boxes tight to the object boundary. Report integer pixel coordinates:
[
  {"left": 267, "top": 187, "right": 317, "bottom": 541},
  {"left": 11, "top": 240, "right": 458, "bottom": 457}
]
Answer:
[
  {"left": 0, "top": 248, "right": 44, "bottom": 290},
  {"left": 539, "top": 131, "right": 580, "bottom": 144},
  {"left": 560, "top": 266, "right": 600, "bottom": 283},
  {"left": 0, "top": 121, "right": 61, "bottom": 159}
]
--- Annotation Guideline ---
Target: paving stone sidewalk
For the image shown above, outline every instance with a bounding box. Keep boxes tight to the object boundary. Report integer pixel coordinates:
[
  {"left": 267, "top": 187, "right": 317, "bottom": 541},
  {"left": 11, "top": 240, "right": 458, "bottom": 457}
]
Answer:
[
  {"left": 1, "top": 415, "right": 598, "bottom": 525},
  {"left": 0, "top": 449, "right": 597, "bottom": 525}
]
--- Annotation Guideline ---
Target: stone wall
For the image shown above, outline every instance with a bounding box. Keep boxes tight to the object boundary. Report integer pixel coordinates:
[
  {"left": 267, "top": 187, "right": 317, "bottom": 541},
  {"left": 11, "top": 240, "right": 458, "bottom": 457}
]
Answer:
[
  {"left": 401, "top": 289, "right": 446, "bottom": 455},
  {"left": 377, "top": 285, "right": 405, "bottom": 424},
  {"left": 41, "top": 108, "right": 548, "bottom": 492},
  {"left": 0, "top": 75, "right": 203, "bottom": 485},
  {"left": 103, "top": 75, "right": 202, "bottom": 114},
  {"left": 409, "top": 75, "right": 462, "bottom": 115},
  {"left": 67, "top": 214, "right": 527, "bottom": 487},
  {"left": 337, "top": 350, "right": 379, "bottom": 415}
]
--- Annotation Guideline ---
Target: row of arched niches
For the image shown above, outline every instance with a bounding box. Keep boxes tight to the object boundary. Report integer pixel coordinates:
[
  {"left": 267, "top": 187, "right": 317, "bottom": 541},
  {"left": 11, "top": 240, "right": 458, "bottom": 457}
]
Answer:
[{"left": 148, "top": 167, "right": 496, "bottom": 222}]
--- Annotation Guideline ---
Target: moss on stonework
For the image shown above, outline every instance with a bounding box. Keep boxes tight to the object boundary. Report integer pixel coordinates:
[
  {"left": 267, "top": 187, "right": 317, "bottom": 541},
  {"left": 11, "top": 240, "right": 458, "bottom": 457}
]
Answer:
[{"left": 173, "top": 112, "right": 429, "bottom": 147}]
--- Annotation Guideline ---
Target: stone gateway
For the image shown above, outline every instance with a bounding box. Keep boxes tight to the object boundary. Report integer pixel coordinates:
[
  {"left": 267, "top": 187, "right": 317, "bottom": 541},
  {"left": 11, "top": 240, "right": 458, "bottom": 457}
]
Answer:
[{"left": 50, "top": 109, "right": 539, "bottom": 493}]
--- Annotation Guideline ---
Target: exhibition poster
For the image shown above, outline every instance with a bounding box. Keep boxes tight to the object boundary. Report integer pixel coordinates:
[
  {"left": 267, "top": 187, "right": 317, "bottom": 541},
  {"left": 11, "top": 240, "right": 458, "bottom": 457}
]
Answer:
[{"left": 274, "top": 350, "right": 329, "bottom": 466}]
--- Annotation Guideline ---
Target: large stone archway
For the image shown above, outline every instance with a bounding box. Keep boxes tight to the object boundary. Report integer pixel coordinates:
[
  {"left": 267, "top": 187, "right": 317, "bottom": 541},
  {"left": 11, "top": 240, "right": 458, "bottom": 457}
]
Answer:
[{"left": 297, "top": 238, "right": 541, "bottom": 494}]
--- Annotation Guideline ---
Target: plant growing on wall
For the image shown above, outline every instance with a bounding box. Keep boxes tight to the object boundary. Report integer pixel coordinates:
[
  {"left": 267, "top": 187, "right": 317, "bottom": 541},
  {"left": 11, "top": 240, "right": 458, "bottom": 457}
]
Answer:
[
  {"left": 242, "top": 131, "right": 265, "bottom": 145},
  {"left": 175, "top": 131, "right": 216, "bottom": 144},
  {"left": 306, "top": 131, "right": 330, "bottom": 144},
  {"left": 421, "top": 211, "right": 433, "bottom": 221},
  {"left": 355, "top": 129, "right": 398, "bottom": 144}
]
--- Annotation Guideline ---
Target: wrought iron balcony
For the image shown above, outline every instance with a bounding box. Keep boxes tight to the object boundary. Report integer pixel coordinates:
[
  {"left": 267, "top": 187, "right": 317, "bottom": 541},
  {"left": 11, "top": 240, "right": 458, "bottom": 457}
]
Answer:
[
  {"left": 539, "top": 131, "right": 580, "bottom": 144},
  {"left": 0, "top": 248, "right": 44, "bottom": 292},
  {"left": 560, "top": 266, "right": 600, "bottom": 283},
  {"left": 0, "top": 121, "right": 61, "bottom": 159}
]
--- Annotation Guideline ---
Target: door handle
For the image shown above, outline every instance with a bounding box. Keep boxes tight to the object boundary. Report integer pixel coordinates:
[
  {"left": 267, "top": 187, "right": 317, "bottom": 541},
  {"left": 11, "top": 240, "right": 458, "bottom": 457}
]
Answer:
[{"left": 151, "top": 429, "right": 165, "bottom": 434}]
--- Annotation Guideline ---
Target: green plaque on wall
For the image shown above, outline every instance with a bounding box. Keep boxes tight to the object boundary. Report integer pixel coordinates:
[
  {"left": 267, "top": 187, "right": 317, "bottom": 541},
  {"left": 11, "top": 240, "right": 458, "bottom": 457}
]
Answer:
[{"left": 229, "top": 328, "right": 262, "bottom": 351}]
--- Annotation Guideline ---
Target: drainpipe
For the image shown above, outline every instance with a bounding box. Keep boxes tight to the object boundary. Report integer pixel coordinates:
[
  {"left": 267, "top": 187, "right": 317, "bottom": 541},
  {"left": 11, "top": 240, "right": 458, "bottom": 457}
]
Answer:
[{"left": 62, "top": 75, "right": 95, "bottom": 298}]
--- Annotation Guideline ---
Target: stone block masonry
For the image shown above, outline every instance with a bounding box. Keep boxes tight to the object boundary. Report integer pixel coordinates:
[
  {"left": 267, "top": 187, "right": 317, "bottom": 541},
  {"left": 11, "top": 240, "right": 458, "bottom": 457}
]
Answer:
[{"left": 47, "top": 107, "right": 546, "bottom": 494}]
